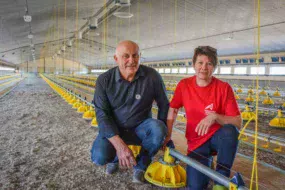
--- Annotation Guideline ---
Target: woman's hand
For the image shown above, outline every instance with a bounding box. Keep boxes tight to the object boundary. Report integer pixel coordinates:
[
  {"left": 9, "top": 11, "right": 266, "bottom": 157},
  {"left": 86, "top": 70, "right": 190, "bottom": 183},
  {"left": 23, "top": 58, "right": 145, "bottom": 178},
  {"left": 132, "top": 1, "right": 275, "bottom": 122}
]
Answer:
[{"left": 195, "top": 113, "right": 217, "bottom": 136}]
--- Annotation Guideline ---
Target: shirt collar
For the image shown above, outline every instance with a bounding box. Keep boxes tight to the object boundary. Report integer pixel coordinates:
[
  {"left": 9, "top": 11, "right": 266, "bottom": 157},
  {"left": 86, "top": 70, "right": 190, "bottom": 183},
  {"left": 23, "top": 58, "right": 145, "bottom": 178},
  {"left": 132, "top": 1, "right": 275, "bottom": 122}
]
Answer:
[{"left": 115, "top": 65, "right": 145, "bottom": 82}]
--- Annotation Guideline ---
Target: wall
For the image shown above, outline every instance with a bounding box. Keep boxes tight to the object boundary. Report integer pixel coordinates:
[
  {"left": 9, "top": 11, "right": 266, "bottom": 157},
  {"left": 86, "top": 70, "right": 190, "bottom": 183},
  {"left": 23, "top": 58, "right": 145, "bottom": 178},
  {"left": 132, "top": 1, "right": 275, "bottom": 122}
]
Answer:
[{"left": 18, "top": 57, "right": 88, "bottom": 74}]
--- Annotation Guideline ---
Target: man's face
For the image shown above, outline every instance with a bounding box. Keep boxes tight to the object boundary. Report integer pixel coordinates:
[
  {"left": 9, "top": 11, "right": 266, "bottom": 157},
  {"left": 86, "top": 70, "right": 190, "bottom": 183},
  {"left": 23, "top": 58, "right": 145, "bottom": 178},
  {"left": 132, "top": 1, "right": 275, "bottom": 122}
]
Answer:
[{"left": 114, "top": 43, "right": 140, "bottom": 78}]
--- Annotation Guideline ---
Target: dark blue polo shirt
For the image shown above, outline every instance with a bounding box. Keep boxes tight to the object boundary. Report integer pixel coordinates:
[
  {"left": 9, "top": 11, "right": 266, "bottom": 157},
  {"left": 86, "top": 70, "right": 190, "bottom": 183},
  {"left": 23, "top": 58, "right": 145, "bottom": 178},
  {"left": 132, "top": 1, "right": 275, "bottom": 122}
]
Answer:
[{"left": 93, "top": 65, "right": 169, "bottom": 138}]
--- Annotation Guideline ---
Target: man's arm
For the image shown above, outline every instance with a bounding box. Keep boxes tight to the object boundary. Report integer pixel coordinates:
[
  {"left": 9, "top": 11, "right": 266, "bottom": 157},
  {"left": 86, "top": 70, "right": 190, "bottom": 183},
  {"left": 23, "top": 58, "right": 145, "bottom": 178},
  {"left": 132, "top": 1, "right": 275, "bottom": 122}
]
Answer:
[
  {"left": 94, "top": 77, "right": 119, "bottom": 138},
  {"left": 94, "top": 77, "right": 135, "bottom": 168}
]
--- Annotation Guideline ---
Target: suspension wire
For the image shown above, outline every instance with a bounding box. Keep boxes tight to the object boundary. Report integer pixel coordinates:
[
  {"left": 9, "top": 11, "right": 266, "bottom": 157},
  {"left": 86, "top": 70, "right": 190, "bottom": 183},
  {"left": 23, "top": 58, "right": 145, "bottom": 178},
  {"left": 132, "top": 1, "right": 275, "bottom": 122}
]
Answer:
[
  {"left": 63, "top": 0, "right": 66, "bottom": 73},
  {"left": 136, "top": 0, "right": 140, "bottom": 42},
  {"left": 250, "top": 0, "right": 260, "bottom": 189},
  {"left": 76, "top": 0, "right": 79, "bottom": 75}
]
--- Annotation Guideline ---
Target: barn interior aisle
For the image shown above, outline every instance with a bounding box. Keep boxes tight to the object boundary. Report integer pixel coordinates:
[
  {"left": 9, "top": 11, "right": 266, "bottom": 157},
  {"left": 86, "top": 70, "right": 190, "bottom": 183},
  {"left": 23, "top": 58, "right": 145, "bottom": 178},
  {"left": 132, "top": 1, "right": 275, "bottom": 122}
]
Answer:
[{"left": 0, "top": 74, "right": 158, "bottom": 189}]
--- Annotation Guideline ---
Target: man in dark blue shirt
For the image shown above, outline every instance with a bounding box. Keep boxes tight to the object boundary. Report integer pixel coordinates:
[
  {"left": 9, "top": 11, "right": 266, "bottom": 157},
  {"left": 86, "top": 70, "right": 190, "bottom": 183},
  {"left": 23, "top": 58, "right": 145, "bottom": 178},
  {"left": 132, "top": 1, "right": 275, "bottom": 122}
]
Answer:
[{"left": 90, "top": 40, "right": 169, "bottom": 183}]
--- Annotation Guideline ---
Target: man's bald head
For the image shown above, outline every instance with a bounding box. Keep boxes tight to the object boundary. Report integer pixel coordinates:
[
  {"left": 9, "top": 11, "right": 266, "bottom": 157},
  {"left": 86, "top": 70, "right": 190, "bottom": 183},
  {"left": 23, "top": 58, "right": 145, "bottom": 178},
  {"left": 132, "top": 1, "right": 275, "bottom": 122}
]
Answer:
[
  {"left": 114, "top": 40, "right": 141, "bottom": 82},
  {"left": 115, "top": 40, "right": 140, "bottom": 56}
]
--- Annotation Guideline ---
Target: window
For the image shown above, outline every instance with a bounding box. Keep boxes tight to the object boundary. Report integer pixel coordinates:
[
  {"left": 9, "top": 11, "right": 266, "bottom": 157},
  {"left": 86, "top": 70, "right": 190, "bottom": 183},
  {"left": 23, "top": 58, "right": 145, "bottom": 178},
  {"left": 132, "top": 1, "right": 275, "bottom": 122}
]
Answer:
[
  {"left": 269, "top": 66, "right": 285, "bottom": 75},
  {"left": 259, "top": 58, "right": 264, "bottom": 63},
  {"left": 219, "top": 60, "right": 224, "bottom": 65},
  {"left": 188, "top": 67, "right": 195, "bottom": 74},
  {"left": 179, "top": 67, "right": 187, "bottom": 74},
  {"left": 280, "top": 57, "right": 285, "bottom": 62},
  {"left": 0, "top": 67, "right": 15, "bottom": 71},
  {"left": 91, "top": 69, "right": 107, "bottom": 73},
  {"left": 165, "top": 68, "right": 171, "bottom": 73},
  {"left": 234, "top": 67, "right": 247, "bottom": 75},
  {"left": 250, "top": 66, "right": 265, "bottom": 75},
  {"left": 242, "top": 58, "right": 248, "bottom": 64},
  {"left": 249, "top": 58, "right": 256, "bottom": 63},
  {"left": 271, "top": 57, "right": 279, "bottom": 62},
  {"left": 171, "top": 68, "right": 178, "bottom": 74},
  {"left": 213, "top": 68, "right": 218, "bottom": 74},
  {"left": 220, "top": 67, "right": 231, "bottom": 74},
  {"left": 158, "top": 68, "right": 164, "bottom": 73},
  {"left": 236, "top": 59, "right": 241, "bottom": 64},
  {"left": 225, "top": 60, "right": 230, "bottom": 64}
]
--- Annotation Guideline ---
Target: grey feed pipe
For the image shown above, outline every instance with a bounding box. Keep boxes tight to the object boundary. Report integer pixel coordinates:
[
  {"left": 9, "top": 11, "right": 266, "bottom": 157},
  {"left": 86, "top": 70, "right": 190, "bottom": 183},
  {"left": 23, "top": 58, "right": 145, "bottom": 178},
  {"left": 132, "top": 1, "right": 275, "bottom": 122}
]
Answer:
[{"left": 169, "top": 148, "right": 248, "bottom": 190}]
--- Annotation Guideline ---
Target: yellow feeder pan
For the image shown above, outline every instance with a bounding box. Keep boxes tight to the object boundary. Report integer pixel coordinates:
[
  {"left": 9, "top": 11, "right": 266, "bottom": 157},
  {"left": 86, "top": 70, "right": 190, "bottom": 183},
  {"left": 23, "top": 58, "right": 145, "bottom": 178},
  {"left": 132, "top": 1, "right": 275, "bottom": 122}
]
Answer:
[
  {"left": 248, "top": 88, "right": 254, "bottom": 94},
  {"left": 91, "top": 117, "right": 98, "bottom": 127},
  {"left": 65, "top": 94, "right": 73, "bottom": 102},
  {"left": 169, "top": 94, "right": 173, "bottom": 102},
  {"left": 83, "top": 106, "right": 95, "bottom": 120},
  {"left": 237, "top": 88, "right": 243, "bottom": 93},
  {"left": 68, "top": 96, "right": 77, "bottom": 105},
  {"left": 144, "top": 148, "right": 186, "bottom": 188},
  {"left": 273, "top": 90, "right": 281, "bottom": 97},
  {"left": 77, "top": 102, "right": 88, "bottom": 113},
  {"left": 241, "top": 105, "right": 256, "bottom": 121},
  {"left": 72, "top": 99, "right": 82, "bottom": 109},
  {"left": 269, "top": 109, "right": 285, "bottom": 128},
  {"left": 245, "top": 94, "right": 254, "bottom": 102},
  {"left": 235, "top": 93, "right": 240, "bottom": 100},
  {"left": 262, "top": 95, "right": 274, "bottom": 105},
  {"left": 128, "top": 145, "right": 141, "bottom": 158},
  {"left": 259, "top": 89, "right": 267, "bottom": 96}
]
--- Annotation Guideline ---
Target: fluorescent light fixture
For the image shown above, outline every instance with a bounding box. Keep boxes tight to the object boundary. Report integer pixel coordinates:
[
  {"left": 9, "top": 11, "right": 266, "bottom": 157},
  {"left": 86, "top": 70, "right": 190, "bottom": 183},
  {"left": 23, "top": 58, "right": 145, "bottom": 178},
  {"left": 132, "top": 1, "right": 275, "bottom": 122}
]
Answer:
[
  {"left": 28, "top": 32, "right": 33, "bottom": 39},
  {"left": 115, "top": 0, "right": 131, "bottom": 7},
  {"left": 113, "top": 12, "right": 133, "bottom": 18}
]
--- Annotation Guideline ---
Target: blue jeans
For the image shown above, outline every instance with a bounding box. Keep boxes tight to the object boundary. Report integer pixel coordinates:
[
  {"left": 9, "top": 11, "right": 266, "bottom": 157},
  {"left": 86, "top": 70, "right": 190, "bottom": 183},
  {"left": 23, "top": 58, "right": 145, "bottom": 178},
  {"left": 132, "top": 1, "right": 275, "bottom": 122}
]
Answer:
[
  {"left": 91, "top": 118, "right": 167, "bottom": 171},
  {"left": 186, "top": 124, "right": 239, "bottom": 190}
]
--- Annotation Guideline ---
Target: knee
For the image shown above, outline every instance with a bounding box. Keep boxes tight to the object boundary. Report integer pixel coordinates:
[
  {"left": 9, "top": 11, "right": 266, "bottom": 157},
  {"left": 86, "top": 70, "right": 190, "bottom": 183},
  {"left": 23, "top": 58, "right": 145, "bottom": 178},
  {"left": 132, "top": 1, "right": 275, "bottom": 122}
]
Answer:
[
  {"left": 90, "top": 138, "right": 115, "bottom": 166},
  {"left": 149, "top": 119, "right": 167, "bottom": 141},
  {"left": 91, "top": 154, "right": 108, "bottom": 166},
  {"left": 219, "top": 124, "right": 239, "bottom": 140}
]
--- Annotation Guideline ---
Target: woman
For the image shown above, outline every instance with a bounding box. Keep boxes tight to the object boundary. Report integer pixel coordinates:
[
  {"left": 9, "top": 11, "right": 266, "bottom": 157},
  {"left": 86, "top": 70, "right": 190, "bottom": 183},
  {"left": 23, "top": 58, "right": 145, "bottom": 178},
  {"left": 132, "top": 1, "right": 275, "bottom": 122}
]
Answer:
[{"left": 164, "top": 46, "right": 241, "bottom": 190}]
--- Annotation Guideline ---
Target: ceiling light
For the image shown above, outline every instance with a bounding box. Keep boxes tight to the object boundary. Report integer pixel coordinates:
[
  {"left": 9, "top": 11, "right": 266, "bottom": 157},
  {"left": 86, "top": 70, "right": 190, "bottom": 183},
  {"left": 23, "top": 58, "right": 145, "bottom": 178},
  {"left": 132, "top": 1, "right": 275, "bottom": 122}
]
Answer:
[
  {"left": 23, "top": 14, "right": 32, "bottom": 22},
  {"left": 113, "top": 12, "right": 133, "bottom": 19},
  {"left": 61, "top": 46, "right": 66, "bottom": 51},
  {"left": 67, "top": 39, "right": 73, "bottom": 47},
  {"left": 28, "top": 32, "right": 33, "bottom": 39},
  {"left": 89, "top": 17, "right": 98, "bottom": 29},
  {"left": 115, "top": 0, "right": 131, "bottom": 7}
]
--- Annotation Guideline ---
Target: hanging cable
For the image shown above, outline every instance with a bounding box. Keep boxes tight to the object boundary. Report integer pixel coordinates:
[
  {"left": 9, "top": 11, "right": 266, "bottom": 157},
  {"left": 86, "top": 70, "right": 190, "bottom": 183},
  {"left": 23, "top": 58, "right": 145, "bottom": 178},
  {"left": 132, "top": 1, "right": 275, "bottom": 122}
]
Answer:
[{"left": 250, "top": 0, "right": 261, "bottom": 189}]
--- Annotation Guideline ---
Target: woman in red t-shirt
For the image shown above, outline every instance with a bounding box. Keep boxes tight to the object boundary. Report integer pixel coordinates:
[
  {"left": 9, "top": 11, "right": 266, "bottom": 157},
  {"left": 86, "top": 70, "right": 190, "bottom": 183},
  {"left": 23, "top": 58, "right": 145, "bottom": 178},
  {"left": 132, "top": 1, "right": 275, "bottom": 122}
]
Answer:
[{"left": 164, "top": 46, "right": 242, "bottom": 190}]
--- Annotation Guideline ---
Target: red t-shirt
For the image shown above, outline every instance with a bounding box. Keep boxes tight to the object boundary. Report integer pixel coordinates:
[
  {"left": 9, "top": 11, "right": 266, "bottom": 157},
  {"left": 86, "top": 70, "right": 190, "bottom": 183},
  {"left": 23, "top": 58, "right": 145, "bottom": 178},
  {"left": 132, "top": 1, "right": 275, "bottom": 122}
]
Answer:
[{"left": 170, "top": 76, "right": 240, "bottom": 153}]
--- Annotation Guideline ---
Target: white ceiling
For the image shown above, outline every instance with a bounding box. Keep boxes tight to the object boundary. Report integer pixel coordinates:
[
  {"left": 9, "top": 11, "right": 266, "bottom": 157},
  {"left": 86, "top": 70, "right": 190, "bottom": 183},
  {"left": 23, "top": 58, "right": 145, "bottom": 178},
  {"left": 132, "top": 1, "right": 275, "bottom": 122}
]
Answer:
[{"left": 1, "top": 0, "right": 285, "bottom": 68}]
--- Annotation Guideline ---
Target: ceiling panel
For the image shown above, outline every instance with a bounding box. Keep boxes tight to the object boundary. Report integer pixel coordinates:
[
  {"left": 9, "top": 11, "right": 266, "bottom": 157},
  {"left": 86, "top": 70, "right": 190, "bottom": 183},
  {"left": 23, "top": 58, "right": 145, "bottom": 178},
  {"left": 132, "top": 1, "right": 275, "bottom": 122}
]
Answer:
[{"left": 0, "top": 0, "right": 285, "bottom": 67}]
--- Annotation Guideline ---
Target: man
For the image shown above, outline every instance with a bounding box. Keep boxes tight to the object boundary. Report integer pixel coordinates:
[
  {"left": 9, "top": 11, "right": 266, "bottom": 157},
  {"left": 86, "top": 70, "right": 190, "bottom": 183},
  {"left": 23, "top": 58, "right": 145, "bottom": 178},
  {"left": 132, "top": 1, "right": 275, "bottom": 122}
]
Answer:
[{"left": 91, "top": 40, "right": 169, "bottom": 183}]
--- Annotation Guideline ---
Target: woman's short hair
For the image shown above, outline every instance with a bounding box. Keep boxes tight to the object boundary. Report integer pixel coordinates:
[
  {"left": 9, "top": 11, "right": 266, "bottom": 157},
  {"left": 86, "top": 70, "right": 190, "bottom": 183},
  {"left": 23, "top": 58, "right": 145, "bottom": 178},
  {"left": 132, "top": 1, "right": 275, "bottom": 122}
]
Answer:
[{"left": 193, "top": 46, "right": 218, "bottom": 67}]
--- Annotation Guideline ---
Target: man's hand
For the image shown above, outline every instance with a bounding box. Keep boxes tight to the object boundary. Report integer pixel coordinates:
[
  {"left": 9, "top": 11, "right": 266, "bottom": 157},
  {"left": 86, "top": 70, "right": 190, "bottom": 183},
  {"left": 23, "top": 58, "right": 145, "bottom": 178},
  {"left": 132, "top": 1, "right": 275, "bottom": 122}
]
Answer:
[
  {"left": 108, "top": 135, "right": 137, "bottom": 168},
  {"left": 195, "top": 112, "right": 217, "bottom": 136},
  {"left": 116, "top": 144, "right": 137, "bottom": 168}
]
